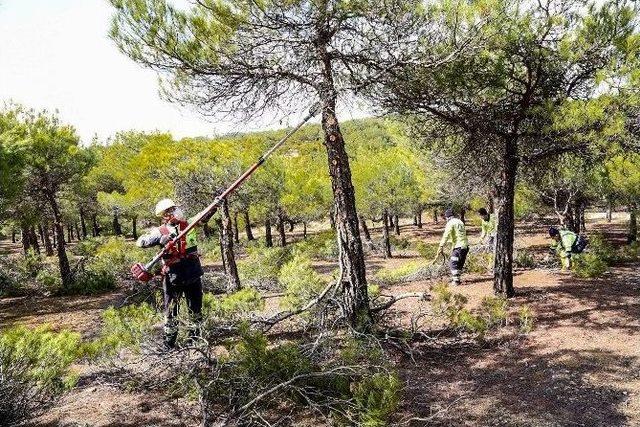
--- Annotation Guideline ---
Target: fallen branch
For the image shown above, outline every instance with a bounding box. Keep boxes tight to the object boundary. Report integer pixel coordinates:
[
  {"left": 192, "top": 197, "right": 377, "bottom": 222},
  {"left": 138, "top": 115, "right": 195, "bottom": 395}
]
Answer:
[{"left": 371, "top": 292, "right": 430, "bottom": 313}]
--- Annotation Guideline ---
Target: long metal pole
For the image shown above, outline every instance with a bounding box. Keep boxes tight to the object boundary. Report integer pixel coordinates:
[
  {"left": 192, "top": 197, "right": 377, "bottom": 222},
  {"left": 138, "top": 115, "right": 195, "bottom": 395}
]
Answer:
[{"left": 142, "top": 103, "right": 321, "bottom": 272}]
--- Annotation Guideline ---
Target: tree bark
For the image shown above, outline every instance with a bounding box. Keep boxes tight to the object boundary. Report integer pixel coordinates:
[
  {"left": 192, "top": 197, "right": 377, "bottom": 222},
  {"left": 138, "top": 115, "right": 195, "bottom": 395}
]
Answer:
[
  {"left": 277, "top": 209, "right": 287, "bottom": 247},
  {"left": 79, "top": 207, "right": 88, "bottom": 239},
  {"left": 629, "top": 204, "right": 637, "bottom": 243},
  {"left": 20, "top": 225, "right": 31, "bottom": 255},
  {"left": 42, "top": 222, "right": 54, "bottom": 256},
  {"left": 303, "top": 221, "right": 307, "bottom": 239},
  {"left": 359, "top": 215, "right": 372, "bottom": 242},
  {"left": 580, "top": 204, "right": 586, "bottom": 232},
  {"left": 433, "top": 208, "right": 438, "bottom": 223},
  {"left": 74, "top": 222, "right": 81, "bottom": 241},
  {"left": 218, "top": 200, "right": 241, "bottom": 292},
  {"left": 66, "top": 224, "right": 72, "bottom": 243},
  {"left": 30, "top": 226, "right": 41, "bottom": 254},
  {"left": 38, "top": 224, "right": 45, "bottom": 243},
  {"left": 382, "top": 210, "right": 392, "bottom": 259},
  {"left": 92, "top": 214, "right": 100, "bottom": 237},
  {"left": 493, "top": 142, "right": 517, "bottom": 298},
  {"left": 132, "top": 216, "right": 138, "bottom": 240},
  {"left": 113, "top": 210, "right": 122, "bottom": 236},
  {"left": 488, "top": 193, "right": 495, "bottom": 214},
  {"left": 233, "top": 212, "right": 240, "bottom": 244},
  {"left": 52, "top": 224, "right": 57, "bottom": 247},
  {"left": 47, "top": 193, "right": 72, "bottom": 288},
  {"left": 413, "top": 215, "right": 418, "bottom": 226},
  {"left": 394, "top": 214, "right": 400, "bottom": 235},
  {"left": 417, "top": 209, "right": 423, "bottom": 228},
  {"left": 329, "top": 208, "right": 336, "bottom": 230},
  {"left": 606, "top": 201, "right": 613, "bottom": 222},
  {"left": 288, "top": 220, "right": 295, "bottom": 232},
  {"left": 265, "top": 218, "right": 273, "bottom": 247},
  {"left": 243, "top": 210, "right": 254, "bottom": 241},
  {"left": 388, "top": 215, "right": 394, "bottom": 228},
  {"left": 318, "top": 71, "right": 371, "bottom": 330},
  {"left": 11, "top": 228, "right": 16, "bottom": 243},
  {"left": 573, "top": 199, "right": 582, "bottom": 234}
]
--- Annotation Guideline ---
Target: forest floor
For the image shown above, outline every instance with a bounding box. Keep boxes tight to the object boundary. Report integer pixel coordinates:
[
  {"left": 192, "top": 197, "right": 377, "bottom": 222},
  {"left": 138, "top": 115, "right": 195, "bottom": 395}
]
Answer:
[{"left": 1, "top": 215, "right": 639, "bottom": 426}]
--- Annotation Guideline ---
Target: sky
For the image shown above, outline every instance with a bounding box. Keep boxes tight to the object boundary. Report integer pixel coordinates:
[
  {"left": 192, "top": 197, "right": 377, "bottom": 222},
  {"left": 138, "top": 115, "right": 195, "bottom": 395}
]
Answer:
[{"left": 0, "top": 0, "right": 368, "bottom": 145}]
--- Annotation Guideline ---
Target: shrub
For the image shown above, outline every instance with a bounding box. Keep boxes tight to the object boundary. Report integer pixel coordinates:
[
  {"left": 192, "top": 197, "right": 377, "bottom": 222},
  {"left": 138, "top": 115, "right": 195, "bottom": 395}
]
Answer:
[
  {"left": 572, "top": 253, "right": 608, "bottom": 278},
  {"left": 0, "top": 257, "right": 23, "bottom": 297},
  {"left": 88, "top": 303, "right": 161, "bottom": 356},
  {"left": 518, "top": 305, "right": 535, "bottom": 333},
  {"left": 464, "top": 252, "right": 493, "bottom": 274},
  {"left": 198, "top": 237, "right": 222, "bottom": 262},
  {"left": 478, "top": 296, "right": 508, "bottom": 327},
  {"left": 35, "top": 269, "right": 63, "bottom": 292},
  {"left": 18, "top": 249, "right": 45, "bottom": 278},
  {"left": 373, "top": 261, "right": 425, "bottom": 286},
  {"left": 389, "top": 235, "right": 411, "bottom": 251},
  {"left": 293, "top": 230, "right": 339, "bottom": 260},
  {"left": 278, "top": 254, "right": 327, "bottom": 310},
  {"left": 514, "top": 249, "right": 536, "bottom": 269},
  {"left": 70, "top": 237, "right": 103, "bottom": 257},
  {"left": 88, "top": 236, "right": 147, "bottom": 278},
  {"left": 237, "top": 245, "right": 293, "bottom": 288},
  {"left": 352, "top": 373, "right": 401, "bottom": 427},
  {"left": 202, "top": 288, "right": 264, "bottom": 321},
  {"left": 587, "top": 233, "right": 618, "bottom": 264},
  {"left": 414, "top": 241, "right": 439, "bottom": 259}
]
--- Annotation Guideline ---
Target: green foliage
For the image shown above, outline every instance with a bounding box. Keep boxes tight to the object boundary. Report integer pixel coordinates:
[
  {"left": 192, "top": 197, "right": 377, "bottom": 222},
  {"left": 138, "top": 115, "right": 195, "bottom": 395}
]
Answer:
[
  {"left": 373, "top": 261, "right": 425, "bottom": 286},
  {"left": 0, "top": 256, "right": 24, "bottom": 297},
  {"left": 518, "top": 305, "right": 535, "bottom": 334},
  {"left": 389, "top": 235, "right": 411, "bottom": 250},
  {"left": 70, "top": 237, "right": 103, "bottom": 257},
  {"left": 414, "top": 241, "right": 439, "bottom": 259},
  {"left": 89, "top": 303, "right": 160, "bottom": 356},
  {"left": 572, "top": 252, "right": 608, "bottom": 278},
  {"left": 237, "top": 244, "right": 293, "bottom": 286},
  {"left": 587, "top": 233, "right": 618, "bottom": 264},
  {"left": 478, "top": 296, "right": 508, "bottom": 328},
  {"left": 202, "top": 288, "right": 264, "bottom": 321},
  {"left": 352, "top": 373, "right": 401, "bottom": 427},
  {"left": 89, "top": 236, "right": 147, "bottom": 278},
  {"left": 0, "top": 325, "right": 82, "bottom": 393},
  {"left": 464, "top": 252, "right": 493, "bottom": 274},
  {"left": 514, "top": 249, "right": 537, "bottom": 269},
  {"left": 18, "top": 249, "right": 45, "bottom": 278},
  {"left": 293, "top": 231, "right": 338, "bottom": 260},
  {"left": 278, "top": 254, "right": 327, "bottom": 310}
]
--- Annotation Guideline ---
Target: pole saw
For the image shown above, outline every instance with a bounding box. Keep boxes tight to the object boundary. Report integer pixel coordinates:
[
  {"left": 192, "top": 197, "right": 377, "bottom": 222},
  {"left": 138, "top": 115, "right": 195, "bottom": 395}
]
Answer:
[{"left": 131, "top": 102, "right": 322, "bottom": 282}]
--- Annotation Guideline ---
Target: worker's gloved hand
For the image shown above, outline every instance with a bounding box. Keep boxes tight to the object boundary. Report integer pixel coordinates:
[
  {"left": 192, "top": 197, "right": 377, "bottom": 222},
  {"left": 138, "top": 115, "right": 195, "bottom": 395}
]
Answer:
[{"left": 131, "top": 262, "right": 153, "bottom": 282}]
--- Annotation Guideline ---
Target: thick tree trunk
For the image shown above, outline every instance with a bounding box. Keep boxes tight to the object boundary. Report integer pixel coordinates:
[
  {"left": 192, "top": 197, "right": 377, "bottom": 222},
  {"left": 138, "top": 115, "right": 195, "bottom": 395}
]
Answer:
[
  {"left": 42, "top": 222, "right": 54, "bottom": 256},
  {"left": 277, "top": 209, "right": 287, "bottom": 247},
  {"left": 417, "top": 209, "right": 423, "bottom": 228},
  {"left": 433, "top": 209, "right": 438, "bottom": 223},
  {"left": 359, "top": 215, "right": 372, "bottom": 242},
  {"left": 265, "top": 218, "right": 273, "bottom": 247},
  {"left": 52, "top": 224, "right": 57, "bottom": 247},
  {"left": 66, "top": 224, "right": 72, "bottom": 243},
  {"left": 319, "top": 83, "right": 371, "bottom": 330},
  {"left": 11, "top": 228, "right": 16, "bottom": 243},
  {"left": 493, "top": 142, "right": 517, "bottom": 298},
  {"left": 488, "top": 193, "right": 495, "bottom": 214},
  {"left": 30, "top": 226, "right": 40, "bottom": 254},
  {"left": 329, "top": 208, "right": 336, "bottom": 230},
  {"left": 629, "top": 204, "right": 637, "bottom": 243},
  {"left": 573, "top": 199, "right": 583, "bottom": 234},
  {"left": 382, "top": 210, "right": 392, "bottom": 259},
  {"left": 389, "top": 215, "right": 394, "bottom": 228},
  {"left": 79, "top": 207, "right": 88, "bottom": 239},
  {"left": 288, "top": 220, "right": 295, "bottom": 232},
  {"left": 47, "top": 194, "right": 72, "bottom": 288},
  {"left": 74, "top": 222, "right": 81, "bottom": 241},
  {"left": 38, "top": 224, "right": 45, "bottom": 244},
  {"left": 92, "top": 214, "right": 100, "bottom": 237},
  {"left": 243, "top": 210, "right": 254, "bottom": 241},
  {"left": 218, "top": 200, "right": 241, "bottom": 292},
  {"left": 413, "top": 215, "right": 418, "bottom": 226},
  {"left": 394, "top": 214, "right": 400, "bottom": 235},
  {"left": 20, "top": 226, "right": 31, "bottom": 254},
  {"left": 113, "top": 210, "right": 122, "bottom": 236}
]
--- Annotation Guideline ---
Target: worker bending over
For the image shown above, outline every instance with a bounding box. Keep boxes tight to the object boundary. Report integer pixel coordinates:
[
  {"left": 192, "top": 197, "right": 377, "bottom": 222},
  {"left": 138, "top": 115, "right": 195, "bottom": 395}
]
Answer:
[{"left": 436, "top": 208, "right": 469, "bottom": 286}]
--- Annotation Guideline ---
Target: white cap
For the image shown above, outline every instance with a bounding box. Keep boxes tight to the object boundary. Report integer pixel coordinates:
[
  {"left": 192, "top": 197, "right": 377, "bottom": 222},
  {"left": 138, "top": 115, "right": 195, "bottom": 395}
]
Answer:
[{"left": 155, "top": 198, "right": 177, "bottom": 216}]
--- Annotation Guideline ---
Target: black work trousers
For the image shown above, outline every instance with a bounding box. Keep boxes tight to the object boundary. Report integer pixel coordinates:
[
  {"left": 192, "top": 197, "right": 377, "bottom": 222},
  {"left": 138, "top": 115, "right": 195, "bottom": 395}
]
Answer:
[{"left": 162, "top": 276, "right": 203, "bottom": 348}]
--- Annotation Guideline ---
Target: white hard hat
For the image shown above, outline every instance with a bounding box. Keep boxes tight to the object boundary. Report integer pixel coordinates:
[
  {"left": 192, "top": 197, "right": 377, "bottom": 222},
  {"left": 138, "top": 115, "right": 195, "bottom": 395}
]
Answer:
[{"left": 155, "top": 198, "right": 177, "bottom": 216}]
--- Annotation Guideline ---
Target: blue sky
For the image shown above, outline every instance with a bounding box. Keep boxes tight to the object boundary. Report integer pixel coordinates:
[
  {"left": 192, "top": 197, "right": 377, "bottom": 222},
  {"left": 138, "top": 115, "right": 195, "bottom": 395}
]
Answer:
[{"left": 0, "top": 0, "right": 365, "bottom": 144}]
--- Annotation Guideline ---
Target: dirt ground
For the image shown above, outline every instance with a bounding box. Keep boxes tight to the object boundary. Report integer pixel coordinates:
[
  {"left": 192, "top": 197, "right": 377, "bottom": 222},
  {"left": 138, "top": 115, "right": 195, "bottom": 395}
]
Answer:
[{"left": 1, "top": 214, "right": 639, "bottom": 426}]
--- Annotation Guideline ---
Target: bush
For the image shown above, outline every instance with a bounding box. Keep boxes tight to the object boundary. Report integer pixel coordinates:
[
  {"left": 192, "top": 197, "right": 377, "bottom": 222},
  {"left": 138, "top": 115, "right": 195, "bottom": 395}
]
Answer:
[
  {"left": 278, "top": 254, "right": 327, "bottom": 310},
  {"left": 18, "top": 249, "right": 45, "bottom": 278},
  {"left": 0, "top": 257, "right": 23, "bottom": 297},
  {"left": 518, "top": 305, "right": 535, "bottom": 333},
  {"left": 514, "top": 249, "right": 536, "bottom": 269},
  {"left": 352, "top": 373, "right": 401, "bottom": 427},
  {"left": 389, "top": 235, "right": 411, "bottom": 251},
  {"left": 88, "top": 236, "right": 147, "bottom": 278},
  {"left": 237, "top": 245, "right": 293, "bottom": 288},
  {"left": 464, "top": 252, "right": 493, "bottom": 274},
  {"left": 202, "top": 288, "right": 264, "bottom": 321},
  {"left": 293, "top": 231, "right": 338, "bottom": 260},
  {"left": 198, "top": 237, "right": 222, "bottom": 262},
  {"left": 88, "top": 303, "right": 161, "bottom": 356},
  {"left": 478, "top": 296, "right": 508, "bottom": 327},
  {"left": 70, "top": 237, "right": 103, "bottom": 257},
  {"left": 414, "top": 241, "right": 439, "bottom": 259},
  {"left": 587, "top": 233, "right": 618, "bottom": 264},
  {"left": 572, "top": 252, "right": 608, "bottom": 278},
  {"left": 373, "top": 261, "right": 425, "bottom": 286}
]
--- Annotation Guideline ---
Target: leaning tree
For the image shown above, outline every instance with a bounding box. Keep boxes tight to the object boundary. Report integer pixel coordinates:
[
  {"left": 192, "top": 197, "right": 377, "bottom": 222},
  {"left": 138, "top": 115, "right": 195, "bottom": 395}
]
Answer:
[
  {"left": 372, "top": 0, "right": 638, "bottom": 296},
  {"left": 109, "top": 0, "right": 429, "bottom": 329}
]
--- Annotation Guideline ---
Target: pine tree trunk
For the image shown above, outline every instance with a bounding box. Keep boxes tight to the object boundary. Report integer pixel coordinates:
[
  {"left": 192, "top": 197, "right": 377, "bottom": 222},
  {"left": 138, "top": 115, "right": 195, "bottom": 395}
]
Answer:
[
  {"left": 66, "top": 224, "right": 71, "bottom": 243},
  {"left": 359, "top": 215, "right": 372, "bottom": 242},
  {"left": 243, "top": 210, "right": 254, "bottom": 241},
  {"left": 394, "top": 214, "right": 400, "bottom": 235},
  {"left": 433, "top": 209, "right": 438, "bottom": 223},
  {"left": 573, "top": 199, "right": 582, "bottom": 234},
  {"left": 389, "top": 215, "right": 394, "bottom": 228},
  {"left": 319, "top": 78, "right": 371, "bottom": 330},
  {"left": 11, "top": 228, "right": 16, "bottom": 243},
  {"left": 92, "top": 214, "right": 100, "bottom": 237},
  {"left": 488, "top": 193, "right": 495, "bottom": 214},
  {"left": 233, "top": 212, "right": 240, "bottom": 244},
  {"left": 417, "top": 209, "right": 423, "bottom": 228},
  {"left": 218, "top": 200, "right": 241, "bottom": 292},
  {"left": 265, "top": 218, "right": 273, "bottom": 247},
  {"left": 413, "top": 215, "right": 418, "bottom": 226},
  {"left": 75, "top": 222, "right": 81, "bottom": 241},
  {"left": 606, "top": 202, "right": 613, "bottom": 222},
  {"left": 493, "top": 142, "right": 517, "bottom": 298},
  {"left": 42, "top": 222, "right": 54, "bottom": 256},
  {"left": 329, "top": 208, "right": 336, "bottom": 230},
  {"left": 277, "top": 210, "right": 287, "bottom": 247},
  {"left": 52, "top": 224, "right": 57, "bottom": 247},
  {"left": 20, "top": 226, "right": 31, "bottom": 255},
  {"left": 113, "top": 210, "right": 122, "bottom": 236},
  {"left": 303, "top": 221, "right": 307, "bottom": 239},
  {"left": 47, "top": 193, "right": 72, "bottom": 288},
  {"left": 132, "top": 216, "right": 138, "bottom": 239},
  {"left": 79, "top": 207, "right": 88, "bottom": 239},
  {"left": 629, "top": 204, "right": 637, "bottom": 243},
  {"left": 30, "top": 226, "right": 41, "bottom": 254},
  {"left": 382, "top": 210, "right": 392, "bottom": 258},
  {"left": 38, "top": 224, "right": 45, "bottom": 243}
]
